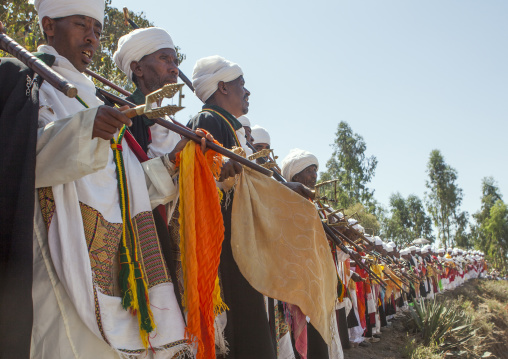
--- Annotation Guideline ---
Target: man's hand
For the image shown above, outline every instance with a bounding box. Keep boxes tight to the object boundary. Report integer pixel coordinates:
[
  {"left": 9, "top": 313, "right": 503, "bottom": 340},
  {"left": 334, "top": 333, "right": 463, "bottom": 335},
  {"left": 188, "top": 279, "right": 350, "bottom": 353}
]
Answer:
[
  {"left": 282, "top": 182, "right": 315, "bottom": 200},
  {"left": 351, "top": 272, "right": 364, "bottom": 282},
  {"left": 92, "top": 105, "right": 132, "bottom": 140},
  {"left": 166, "top": 129, "right": 215, "bottom": 162},
  {"left": 219, "top": 159, "right": 242, "bottom": 182}
]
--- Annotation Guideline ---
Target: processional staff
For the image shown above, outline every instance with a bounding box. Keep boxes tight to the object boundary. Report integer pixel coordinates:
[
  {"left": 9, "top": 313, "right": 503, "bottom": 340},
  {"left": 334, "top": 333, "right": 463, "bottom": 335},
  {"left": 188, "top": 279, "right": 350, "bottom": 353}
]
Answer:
[
  {"left": 0, "top": 23, "right": 77, "bottom": 98},
  {"left": 0, "top": 22, "right": 272, "bottom": 177},
  {"left": 120, "top": 12, "right": 378, "bottom": 287}
]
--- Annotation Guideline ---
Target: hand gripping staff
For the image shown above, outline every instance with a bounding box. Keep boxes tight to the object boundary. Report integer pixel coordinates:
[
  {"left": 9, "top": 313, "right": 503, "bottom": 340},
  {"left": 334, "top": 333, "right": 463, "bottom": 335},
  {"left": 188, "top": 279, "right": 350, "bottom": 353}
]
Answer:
[
  {"left": 89, "top": 78, "right": 273, "bottom": 177},
  {"left": 0, "top": 25, "right": 77, "bottom": 98}
]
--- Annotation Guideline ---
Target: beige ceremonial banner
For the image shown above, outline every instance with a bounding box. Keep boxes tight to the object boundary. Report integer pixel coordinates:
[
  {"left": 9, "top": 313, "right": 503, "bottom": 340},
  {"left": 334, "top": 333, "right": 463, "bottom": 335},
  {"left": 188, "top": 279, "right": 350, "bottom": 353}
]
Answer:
[{"left": 231, "top": 168, "right": 338, "bottom": 344}]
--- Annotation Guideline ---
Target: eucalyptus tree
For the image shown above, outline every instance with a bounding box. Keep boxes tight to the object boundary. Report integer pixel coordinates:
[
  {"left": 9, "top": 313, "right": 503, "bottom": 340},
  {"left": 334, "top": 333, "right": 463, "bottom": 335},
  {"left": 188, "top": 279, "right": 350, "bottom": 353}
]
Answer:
[{"left": 424, "top": 150, "right": 463, "bottom": 247}]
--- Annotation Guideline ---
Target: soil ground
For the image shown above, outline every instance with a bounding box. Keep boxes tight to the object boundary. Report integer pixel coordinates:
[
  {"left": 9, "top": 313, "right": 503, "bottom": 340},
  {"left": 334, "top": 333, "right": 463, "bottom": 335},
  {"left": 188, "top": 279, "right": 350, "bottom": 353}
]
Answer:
[{"left": 342, "top": 279, "right": 508, "bottom": 359}]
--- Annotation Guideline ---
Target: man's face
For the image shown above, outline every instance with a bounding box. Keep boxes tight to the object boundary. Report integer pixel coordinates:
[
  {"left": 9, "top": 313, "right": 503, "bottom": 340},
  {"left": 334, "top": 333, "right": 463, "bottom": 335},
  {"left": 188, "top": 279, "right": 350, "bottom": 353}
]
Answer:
[
  {"left": 253, "top": 143, "right": 270, "bottom": 152},
  {"left": 134, "top": 48, "right": 179, "bottom": 94},
  {"left": 292, "top": 165, "right": 318, "bottom": 189},
  {"left": 224, "top": 76, "right": 250, "bottom": 117},
  {"left": 244, "top": 126, "right": 253, "bottom": 143},
  {"left": 43, "top": 15, "right": 102, "bottom": 73}
]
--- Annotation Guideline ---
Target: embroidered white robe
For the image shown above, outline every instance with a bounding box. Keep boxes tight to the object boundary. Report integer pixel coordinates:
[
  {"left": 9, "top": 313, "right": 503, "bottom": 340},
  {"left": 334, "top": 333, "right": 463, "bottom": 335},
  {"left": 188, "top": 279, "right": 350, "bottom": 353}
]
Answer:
[{"left": 31, "top": 46, "right": 189, "bottom": 359}]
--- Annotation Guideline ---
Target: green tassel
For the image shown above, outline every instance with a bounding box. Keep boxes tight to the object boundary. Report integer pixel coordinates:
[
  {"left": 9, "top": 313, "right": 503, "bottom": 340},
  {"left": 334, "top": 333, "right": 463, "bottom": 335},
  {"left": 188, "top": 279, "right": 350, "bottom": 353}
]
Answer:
[
  {"left": 119, "top": 251, "right": 132, "bottom": 310},
  {"left": 134, "top": 265, "right": 154, "bottom": 333}
]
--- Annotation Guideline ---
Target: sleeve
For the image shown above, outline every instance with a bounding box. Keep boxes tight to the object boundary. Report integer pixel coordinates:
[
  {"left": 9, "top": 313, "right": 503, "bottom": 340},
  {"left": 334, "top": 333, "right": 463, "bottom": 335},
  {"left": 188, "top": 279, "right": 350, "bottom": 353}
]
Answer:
[
  {"left": 35, "top": 107, "right": 110, "bottom": 188},
  {"left": 142, "top": 156, "right": 178, "bottom": 209}
]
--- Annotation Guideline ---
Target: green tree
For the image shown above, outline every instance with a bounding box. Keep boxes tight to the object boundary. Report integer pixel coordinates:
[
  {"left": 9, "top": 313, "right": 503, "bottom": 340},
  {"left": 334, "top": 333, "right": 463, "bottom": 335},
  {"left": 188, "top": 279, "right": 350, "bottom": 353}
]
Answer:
[
  {"left": 424, "top": 150, "right": 464, "bottom": 248},
  {"left": 473, "top": 176, "right": 502, "bottom": 225},
  {"left": 319, "top": 121, "right": 378, "bottom": 211},
  {"left": 383, "top": 193, "right": 434, "bottom": 247},
  {"left": 344, "top": 202, "right": 381, "bottom": 236},
  {"left": 1, "top": 0, "right": 185, "bottom": 93},
  {"left": 471, "top": 177, "right": 507, "bottom": 271},
  {"left": 453, "top": 211, "right": 471, "bottom": 249},
  {"left": 483, "top": 200, "right": 508, "bottom": 270}
]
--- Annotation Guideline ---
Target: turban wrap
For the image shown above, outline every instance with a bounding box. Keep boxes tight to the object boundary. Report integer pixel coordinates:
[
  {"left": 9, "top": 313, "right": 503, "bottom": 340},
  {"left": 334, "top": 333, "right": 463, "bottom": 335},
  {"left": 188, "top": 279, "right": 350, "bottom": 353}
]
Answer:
[
  {"left": 30, "top": 0, "right": 105, "bottom": 32},
  {"left": 251, "top": 125, "right": 270, "bottom": 145},
  {"left": 192, "top": 55, "right": 243, "bottom": 102},
  {"left": 113, "top": 27, "right": 175, "bottom": 81},
  {"left": 237, "top": 115, "right": 251, "bottom": 127},
  {"left": 281, "top": 148, "right": 319, "bottom": 182}
]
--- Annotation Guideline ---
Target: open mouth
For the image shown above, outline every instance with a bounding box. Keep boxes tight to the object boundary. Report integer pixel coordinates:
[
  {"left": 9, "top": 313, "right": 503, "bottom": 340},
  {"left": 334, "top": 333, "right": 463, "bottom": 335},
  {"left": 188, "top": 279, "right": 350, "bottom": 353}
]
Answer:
[{"left": 82, "top": 50, "right": 93, "bottom": 60}]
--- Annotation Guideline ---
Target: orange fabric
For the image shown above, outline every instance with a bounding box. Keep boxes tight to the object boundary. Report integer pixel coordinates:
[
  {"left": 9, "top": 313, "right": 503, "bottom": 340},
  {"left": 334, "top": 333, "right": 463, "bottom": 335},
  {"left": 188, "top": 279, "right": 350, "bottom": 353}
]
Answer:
[{"left": 177, "top": 141, "right": 224, "bottom": 358}]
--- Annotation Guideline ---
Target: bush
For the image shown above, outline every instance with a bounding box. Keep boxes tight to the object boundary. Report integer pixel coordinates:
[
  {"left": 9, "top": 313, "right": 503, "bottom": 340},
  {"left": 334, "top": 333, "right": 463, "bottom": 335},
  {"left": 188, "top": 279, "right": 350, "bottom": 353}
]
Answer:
[{"left": 404, "top": 298, "right": 477, "bottom": 353}]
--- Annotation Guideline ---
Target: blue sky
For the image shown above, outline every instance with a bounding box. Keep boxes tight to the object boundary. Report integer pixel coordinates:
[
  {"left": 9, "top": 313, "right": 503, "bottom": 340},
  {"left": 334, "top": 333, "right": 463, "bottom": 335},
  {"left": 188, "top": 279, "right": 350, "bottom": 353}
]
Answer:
[{"left": 111, "top": 0, "right": 508, "bottom": 221}]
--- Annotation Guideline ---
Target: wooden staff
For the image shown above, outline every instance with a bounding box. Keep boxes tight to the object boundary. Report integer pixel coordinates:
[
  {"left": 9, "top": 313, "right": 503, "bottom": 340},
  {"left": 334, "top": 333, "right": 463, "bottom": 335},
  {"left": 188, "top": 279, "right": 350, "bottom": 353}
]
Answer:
[
  {"left": 322, "top": 223, "right": 387, "bottom": 289},
  {"left": 85, "top": 69, "right": 131, "bottom": 97},
  {"left": 122, "top": 8, "right": 195, "bottom": 92},
  {"left": 382, "top": 269, "right": 407, "bottom": 294},
  {"left": 95, "top": 86, "right": 273, "bottom": 177},
  {"left": 0, "top": 31, "right": 77, "bottom": 98}
]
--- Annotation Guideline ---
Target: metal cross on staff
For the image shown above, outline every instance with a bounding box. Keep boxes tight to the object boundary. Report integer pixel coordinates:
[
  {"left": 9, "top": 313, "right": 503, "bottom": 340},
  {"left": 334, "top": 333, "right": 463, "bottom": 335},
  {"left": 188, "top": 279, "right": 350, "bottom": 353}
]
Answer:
[{"left": 122, "top": 83, "right": 184, "bottom": 119}]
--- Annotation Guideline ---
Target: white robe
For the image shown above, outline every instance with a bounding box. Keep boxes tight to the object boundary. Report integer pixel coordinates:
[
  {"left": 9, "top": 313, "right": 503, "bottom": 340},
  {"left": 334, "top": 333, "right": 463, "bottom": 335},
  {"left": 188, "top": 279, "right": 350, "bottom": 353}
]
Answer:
[{"left": 31, "top": 46, "right": 188, "bottom": 359}]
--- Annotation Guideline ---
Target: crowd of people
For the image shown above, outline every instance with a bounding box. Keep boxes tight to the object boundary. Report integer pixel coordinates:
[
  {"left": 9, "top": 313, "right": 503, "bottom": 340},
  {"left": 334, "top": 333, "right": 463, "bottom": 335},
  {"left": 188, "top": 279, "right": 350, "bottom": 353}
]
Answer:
[{"left": 0, "top": 0, "right": 495, "bottom": 358}]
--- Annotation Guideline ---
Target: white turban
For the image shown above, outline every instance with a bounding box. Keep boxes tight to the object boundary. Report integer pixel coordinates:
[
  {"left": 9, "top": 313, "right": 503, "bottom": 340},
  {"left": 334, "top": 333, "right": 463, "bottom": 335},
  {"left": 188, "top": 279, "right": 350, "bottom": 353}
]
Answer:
[
  {"left": 386, "top": 245, "right": 394, "bottom": 253},
  {"left": 251, "top": 125, "right": 270, "bottom": 145},
  {"left": 237, "top": 115, "right": 251, "bottom": 127},
  {"left": 281, "top": 148, "right": 319, "bottom": 182},
  {"left": 374, "top": 237, "right": 383, "bottom": 246},
  {"left": 438, "top": 248, "right": 445, "bottom": 254},
  {"left": 192, "top": 55, "right": 243, "bottom": 102},
  {"left": 30, "top": 0, "right": 105, "bottom": 32},
  {"left": 365, "top": 235, "right": 375, "bottom": 243},
  {"left": 353, "top": 224, "right": 364, "bottom": 234},
  {"left": 113, "top": 27, "right": 175, "bottom": 81},
  {"left": 409, "top": 246, "right": 417, "bottom": 251}
]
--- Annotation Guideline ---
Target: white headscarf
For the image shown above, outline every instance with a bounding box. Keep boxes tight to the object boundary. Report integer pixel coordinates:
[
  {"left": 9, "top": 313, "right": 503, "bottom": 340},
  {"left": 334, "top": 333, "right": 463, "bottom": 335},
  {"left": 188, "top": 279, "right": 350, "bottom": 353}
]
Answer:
[
  {"left": 192, "top": 55, "right": 243, "bottom": 102},
  {"left": 251, "top": 125, "right": 270, "bottom": 145},
  {"left": 113, "top": 27, "right": 175, "bottom": 81},
  {"left": 281, "top": 148, "right": 319, "bottom": 182},
  {"left": 237, "top": 115, "right": 251, "bottom": 127},
  {"left": 30, "top": 0, "right": 105, "bottom": 32}
]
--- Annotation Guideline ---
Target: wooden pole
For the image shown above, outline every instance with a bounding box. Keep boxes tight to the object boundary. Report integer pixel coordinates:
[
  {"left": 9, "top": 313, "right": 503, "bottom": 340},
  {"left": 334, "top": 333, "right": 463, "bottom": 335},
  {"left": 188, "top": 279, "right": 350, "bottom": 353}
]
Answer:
[{"left": 0, "top": 32, "right": 77, "bottom": 98}]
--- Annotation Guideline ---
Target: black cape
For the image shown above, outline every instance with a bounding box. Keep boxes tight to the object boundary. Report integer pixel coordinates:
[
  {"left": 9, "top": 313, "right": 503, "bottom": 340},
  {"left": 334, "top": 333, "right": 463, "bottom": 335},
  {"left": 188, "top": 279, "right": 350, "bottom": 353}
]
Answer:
[
  {"left": 0, "top": 55, "right": 52, "bottom": 359},
  {"left": 188, "top": 105, "right": 277, "bottom": 359}
]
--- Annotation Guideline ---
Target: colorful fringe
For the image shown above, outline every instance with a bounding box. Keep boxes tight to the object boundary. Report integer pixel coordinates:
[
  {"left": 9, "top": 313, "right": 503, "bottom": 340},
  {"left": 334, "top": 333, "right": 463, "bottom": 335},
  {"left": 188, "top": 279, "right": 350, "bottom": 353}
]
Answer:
[
  {"left": 111, "top": 126, "right": 155, "bottom": 348},
  {"left": 177, "top": 140, "right": 226, "bottom": 358}
]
